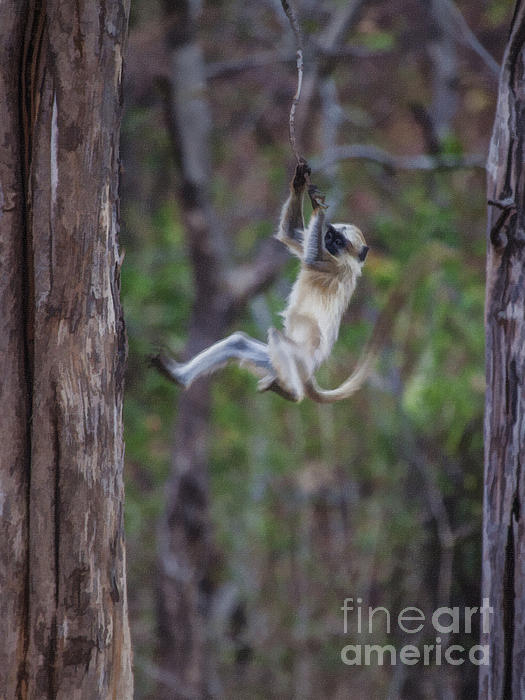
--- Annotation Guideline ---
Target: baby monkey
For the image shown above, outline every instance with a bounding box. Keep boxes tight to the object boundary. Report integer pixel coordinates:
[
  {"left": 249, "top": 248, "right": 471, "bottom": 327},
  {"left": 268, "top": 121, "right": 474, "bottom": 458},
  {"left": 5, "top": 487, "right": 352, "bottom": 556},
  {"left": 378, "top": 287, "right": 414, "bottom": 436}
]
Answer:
[{"left": 157, "top": 160, "right": 369, "bottom": 402}]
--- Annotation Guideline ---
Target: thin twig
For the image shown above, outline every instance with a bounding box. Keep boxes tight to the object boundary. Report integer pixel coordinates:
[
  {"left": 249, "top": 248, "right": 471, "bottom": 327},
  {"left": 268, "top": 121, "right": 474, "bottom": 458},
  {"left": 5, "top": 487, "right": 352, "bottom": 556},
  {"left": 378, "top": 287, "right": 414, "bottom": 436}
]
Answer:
[{"left": 281, "top": 0, "right": 304, "bottom": 162}]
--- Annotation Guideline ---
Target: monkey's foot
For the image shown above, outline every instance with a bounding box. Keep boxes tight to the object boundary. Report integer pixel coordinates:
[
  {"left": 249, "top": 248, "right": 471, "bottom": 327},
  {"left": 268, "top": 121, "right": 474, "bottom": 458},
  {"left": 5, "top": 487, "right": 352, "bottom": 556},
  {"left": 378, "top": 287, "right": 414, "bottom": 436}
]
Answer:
[
  {"left": 257, "top": 373, "right": 301, "bottom": 403},
  {"left": 150, "top": 352, "right": 189, "bottom": 388},
  {"left": 257, "top": 374, "right": 276, "bottom": 392},
  {"left": 307, "top": 184, "right": 328, "bottom": 211}
]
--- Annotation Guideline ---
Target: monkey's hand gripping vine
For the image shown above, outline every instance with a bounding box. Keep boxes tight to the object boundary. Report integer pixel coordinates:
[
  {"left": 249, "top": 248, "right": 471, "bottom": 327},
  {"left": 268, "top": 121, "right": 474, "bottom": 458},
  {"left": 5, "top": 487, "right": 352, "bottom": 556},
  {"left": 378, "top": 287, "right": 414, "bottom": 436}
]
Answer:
[{"left": 153, "top": 160, "right": 371, "bottom": 403}]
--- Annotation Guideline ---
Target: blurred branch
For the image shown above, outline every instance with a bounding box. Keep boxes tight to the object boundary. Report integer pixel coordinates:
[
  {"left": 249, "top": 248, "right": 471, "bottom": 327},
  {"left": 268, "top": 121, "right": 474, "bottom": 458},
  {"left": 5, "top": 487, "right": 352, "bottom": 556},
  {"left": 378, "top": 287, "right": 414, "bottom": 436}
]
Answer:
[
  {"left": 428, "top": 0, "right": 459, "bottom": 141},
  {"left": 295, "top": 0, "right": 365, "bottom": 141},
  {"left": 317, "top": 0, "right": 365, "bottom": 54},
  {"left": 314, "top": 144, "right": 485, "bottom": 172},
  {"left": 207, "top": 49, "right": 291, "bottom": 79},
  {"left": 410, "top": 103, "right": 441, "bottom": 155},
  {"left": 227, "top": 238, "right": 290, "bottom": 310},
  {"left": 439, "top": 0, "right": 500, "bottom": 78},
  {"left": 206, "top": 45, "right": 385, "bottom": 80}
]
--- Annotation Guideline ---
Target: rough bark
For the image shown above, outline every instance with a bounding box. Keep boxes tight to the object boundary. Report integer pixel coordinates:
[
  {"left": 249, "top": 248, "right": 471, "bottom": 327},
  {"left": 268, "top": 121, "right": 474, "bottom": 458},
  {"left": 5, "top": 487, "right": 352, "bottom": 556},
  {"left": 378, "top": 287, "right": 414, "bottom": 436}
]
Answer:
[
  {"left": 481, "top": 2, "right": 525, "bottom": 698},
  {"left": 0, "top": 1, "right": 133, "bottom": 697},
  {"left": 0, "top": 3, "right": 31, "bottom": 695}
]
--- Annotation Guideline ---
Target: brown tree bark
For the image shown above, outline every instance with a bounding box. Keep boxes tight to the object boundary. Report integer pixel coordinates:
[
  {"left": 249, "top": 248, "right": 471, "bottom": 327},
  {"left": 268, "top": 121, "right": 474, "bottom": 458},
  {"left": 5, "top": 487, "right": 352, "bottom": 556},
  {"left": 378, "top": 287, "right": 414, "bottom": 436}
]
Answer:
[
  {"left": 0, "top": 2, "right": 133, "bottom": 697},
  {"left": 481, "top": 2, "right": 525, "bottom": 698}
]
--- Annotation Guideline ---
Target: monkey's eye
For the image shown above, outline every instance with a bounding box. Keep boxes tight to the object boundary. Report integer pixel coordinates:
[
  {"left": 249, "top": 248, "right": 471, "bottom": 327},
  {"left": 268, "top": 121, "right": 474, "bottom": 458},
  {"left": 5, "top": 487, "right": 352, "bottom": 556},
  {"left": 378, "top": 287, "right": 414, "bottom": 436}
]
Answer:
[{"left": 335, "top": 236, "right": 345, "bottom": 247}]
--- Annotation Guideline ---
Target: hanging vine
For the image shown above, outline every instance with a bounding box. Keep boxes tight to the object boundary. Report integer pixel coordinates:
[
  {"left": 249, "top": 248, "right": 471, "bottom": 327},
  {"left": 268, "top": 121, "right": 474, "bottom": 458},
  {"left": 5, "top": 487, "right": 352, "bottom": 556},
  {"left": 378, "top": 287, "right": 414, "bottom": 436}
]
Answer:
[{"left": 280, "top": 0, "right": 304, "bottom": 163}]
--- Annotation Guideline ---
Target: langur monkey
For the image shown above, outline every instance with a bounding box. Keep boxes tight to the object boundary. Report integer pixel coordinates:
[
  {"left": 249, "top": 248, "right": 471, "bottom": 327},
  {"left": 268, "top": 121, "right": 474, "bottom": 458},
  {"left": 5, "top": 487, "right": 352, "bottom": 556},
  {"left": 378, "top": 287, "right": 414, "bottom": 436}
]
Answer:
[{"left": 154, "top": 160, "right": 374, "bottom": 403}]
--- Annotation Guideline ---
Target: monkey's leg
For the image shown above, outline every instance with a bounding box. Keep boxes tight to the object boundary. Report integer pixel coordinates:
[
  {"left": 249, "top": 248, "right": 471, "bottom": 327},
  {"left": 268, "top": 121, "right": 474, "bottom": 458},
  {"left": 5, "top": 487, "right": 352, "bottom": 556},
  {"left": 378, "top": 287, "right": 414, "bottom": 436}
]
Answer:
[
  {"left": 264, "top": 327, "right": 305, "bottom": 402},
  {"left": 153, "top": 332, "right": 272, "bottom": 388}
]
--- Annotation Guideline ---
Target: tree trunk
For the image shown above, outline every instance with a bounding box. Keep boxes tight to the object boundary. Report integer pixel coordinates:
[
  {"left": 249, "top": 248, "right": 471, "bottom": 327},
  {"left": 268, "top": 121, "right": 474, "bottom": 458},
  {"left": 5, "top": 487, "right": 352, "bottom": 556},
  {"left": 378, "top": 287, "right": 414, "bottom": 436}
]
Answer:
[
  {"left": 481, "top": 3, "right": 525, "bottom": 698},
  {"left": 0, "top": 2, "right": 133, "bottom": 697},
  {"left": 155, "top": 4, "right": 229, "bottom": 697}
]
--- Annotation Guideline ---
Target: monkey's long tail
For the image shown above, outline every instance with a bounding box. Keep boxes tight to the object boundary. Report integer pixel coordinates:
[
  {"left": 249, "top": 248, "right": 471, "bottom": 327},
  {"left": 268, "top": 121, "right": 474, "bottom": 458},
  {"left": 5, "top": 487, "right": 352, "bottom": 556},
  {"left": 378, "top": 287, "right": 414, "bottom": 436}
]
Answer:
[{"left": 304, "top": 243, "right": 454, "bottom": 404}]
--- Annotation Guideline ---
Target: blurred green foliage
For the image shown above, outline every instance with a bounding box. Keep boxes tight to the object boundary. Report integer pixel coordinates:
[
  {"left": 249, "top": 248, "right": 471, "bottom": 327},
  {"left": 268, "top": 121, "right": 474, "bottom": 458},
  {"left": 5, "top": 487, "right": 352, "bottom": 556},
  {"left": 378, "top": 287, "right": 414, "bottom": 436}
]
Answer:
[{"left": 121, "top": 167, "right": 486, "bottom": 696}]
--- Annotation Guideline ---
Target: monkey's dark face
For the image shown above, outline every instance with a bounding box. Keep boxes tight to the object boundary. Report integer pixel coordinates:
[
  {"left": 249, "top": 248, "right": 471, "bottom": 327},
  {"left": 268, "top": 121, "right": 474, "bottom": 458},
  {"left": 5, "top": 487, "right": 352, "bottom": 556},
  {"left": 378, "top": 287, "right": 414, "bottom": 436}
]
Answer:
[
  {"left": 324, "top": 225, "right": 347, "bottom": 256},
  {"left": 325, "top": 224, "right": 369, "bottom": 263}
]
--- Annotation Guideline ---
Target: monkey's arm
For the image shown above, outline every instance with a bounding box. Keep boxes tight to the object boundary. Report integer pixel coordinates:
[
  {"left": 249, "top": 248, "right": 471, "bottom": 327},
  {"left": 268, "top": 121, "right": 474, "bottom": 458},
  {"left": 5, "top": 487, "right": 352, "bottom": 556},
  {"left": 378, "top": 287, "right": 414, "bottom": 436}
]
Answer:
[
  {"left": 275, "top": 159, "right": 310, "bottom": 258},
  {"left": 303, "top": 200, "right": 332, "bottom": 273}
]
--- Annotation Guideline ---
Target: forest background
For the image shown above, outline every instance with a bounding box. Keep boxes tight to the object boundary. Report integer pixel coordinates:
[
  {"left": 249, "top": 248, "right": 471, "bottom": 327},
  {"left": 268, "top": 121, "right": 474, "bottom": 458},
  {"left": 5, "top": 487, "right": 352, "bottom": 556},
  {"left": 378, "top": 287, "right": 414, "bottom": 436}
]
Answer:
[{"left": 121, "top": 1, "right": 512, "bottom": 697}]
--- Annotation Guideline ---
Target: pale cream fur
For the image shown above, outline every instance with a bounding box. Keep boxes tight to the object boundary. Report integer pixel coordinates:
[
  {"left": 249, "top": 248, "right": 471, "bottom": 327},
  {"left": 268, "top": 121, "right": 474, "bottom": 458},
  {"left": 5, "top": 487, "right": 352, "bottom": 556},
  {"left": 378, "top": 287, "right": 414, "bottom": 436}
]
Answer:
[{"left": 266, "top": 215, "right": 367, "bottom": 401}]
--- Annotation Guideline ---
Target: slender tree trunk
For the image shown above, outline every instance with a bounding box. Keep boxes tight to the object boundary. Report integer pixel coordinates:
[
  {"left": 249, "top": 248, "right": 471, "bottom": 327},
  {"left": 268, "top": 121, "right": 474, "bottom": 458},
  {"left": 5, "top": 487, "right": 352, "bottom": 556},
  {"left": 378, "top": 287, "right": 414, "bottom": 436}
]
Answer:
[
  {"left": 155, "top": 5, "right": 230, "bottom": 697},
  {"left": 481, "top": 3, "right": 525, "bottom": 698},
  {"left": 0, "top": 2, "right": 133, "bottom": 697},
  {"left": 156, "top": 325, "right": 228, "bottom": 700}
]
